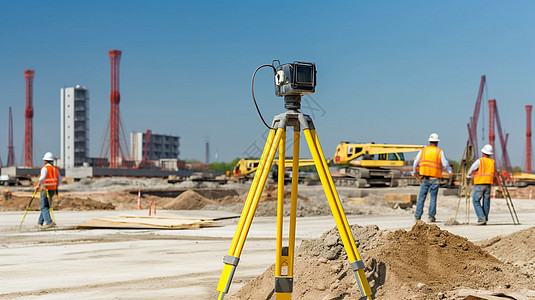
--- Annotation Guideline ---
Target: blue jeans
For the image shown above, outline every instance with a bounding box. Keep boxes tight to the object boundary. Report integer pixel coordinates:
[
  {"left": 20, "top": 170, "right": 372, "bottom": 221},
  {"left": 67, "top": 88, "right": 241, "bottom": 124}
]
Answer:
[
  {"left": 472, "top": 184, "right": 491, "bottom": 222},
  {"left": 38, "top": 189, "right": 55, "bottom": 225},
  {"left": 415, "top": 178, "right": 440, "bottom": 219}
]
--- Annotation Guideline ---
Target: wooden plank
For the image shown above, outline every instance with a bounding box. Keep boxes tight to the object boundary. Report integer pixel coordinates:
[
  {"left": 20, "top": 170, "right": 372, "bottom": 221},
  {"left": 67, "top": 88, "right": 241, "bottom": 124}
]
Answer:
[
  {"left": 118, "top": 214, "right": 220, "bottom": 221},
  {"left": 78, "top": 215, "right": 221, "bottom": 229}
]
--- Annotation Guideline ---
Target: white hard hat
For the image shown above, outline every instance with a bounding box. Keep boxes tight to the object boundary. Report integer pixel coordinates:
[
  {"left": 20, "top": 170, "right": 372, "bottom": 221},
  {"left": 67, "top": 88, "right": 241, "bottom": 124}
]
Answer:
[
  {"left": 428, "top": 133, "right": 440, "bottom": 142},
  {"left": 481, "top": 144, "right": 493, "bottom": 155},
  {"left": 42, "top": 152, "right": 54, "bottom": 161}
]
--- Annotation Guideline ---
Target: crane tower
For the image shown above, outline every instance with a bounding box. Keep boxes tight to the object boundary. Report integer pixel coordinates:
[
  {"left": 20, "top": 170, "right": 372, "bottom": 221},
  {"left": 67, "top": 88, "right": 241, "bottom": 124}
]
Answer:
[
  {"left": 7, "top": 107, "right": 16, "bottom": 166},
  {"left": 24, "top": 70, "right": 34, "bottom": 167},
  {"left": 109, "top": 50, "right": 122, "bottom": 168},
  {"left": 526, "top": 105, "right": 532, "bottom": 173}
]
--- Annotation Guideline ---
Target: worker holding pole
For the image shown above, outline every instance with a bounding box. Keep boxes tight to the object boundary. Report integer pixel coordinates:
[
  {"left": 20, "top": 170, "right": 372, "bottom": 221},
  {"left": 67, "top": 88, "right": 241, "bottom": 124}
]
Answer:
[
  {"left": 467, "top": 144, "right": 495, "bottom": 225},
  {"left": 35, "top": 152, "right": 62, "bottom": 228},
  {"left": 412, "top": 133, "right": 452, "bottom": 222}
]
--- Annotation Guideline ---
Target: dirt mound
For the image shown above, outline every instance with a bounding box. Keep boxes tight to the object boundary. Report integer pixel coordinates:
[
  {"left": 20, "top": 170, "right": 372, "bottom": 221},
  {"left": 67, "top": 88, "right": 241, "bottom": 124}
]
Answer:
[
  {"left": 162, "top": 190, "right": 216, "bottom": 210},
  {"left": 0, "top": 195, "right": 115, "bottom": 211},
  {"left": 229, "top": 222, "right": 535, "bottom": 300},
  {"left": 215, "top": 195, "right": 244, "bottom": 205},
  {"left": 476, "top": 226, "right": 535, "bottom": 277}
]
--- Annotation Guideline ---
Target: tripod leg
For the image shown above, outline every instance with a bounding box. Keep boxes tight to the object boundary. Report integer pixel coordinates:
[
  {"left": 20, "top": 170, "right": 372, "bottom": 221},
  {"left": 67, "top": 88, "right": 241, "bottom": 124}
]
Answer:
[
  {"left": 217, "top": 128, "right": 284, "bottom": 299},
  {"left": 274, "top": 130, "right": 299, "bottom": 299},
  {"left": 501, "top": 180, "right": 520, "bottom": 225},
  {"left": 47, "top": 189, "right": 56, "bottom": 223},
  {"left": 19, "top": 190, "right": 38, "bottom": 228},
  {"left": 304, "top": 129, "right": 372, "bottom": 299},
  {"left": 275, "top": 130, "right": 291, "bottom": 299}
]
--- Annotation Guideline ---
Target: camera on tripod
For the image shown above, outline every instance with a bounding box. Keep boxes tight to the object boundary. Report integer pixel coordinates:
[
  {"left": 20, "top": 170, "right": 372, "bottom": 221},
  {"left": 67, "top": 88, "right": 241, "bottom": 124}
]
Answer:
[{"left": 274, "top": 61, "right": 316, "bottom": 97}]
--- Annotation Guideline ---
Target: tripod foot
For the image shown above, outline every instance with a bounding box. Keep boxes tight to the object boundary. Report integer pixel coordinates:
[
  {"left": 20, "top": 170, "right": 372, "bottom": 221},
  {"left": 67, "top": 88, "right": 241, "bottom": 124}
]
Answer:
[{"left": 216, "top": 255, "right": 240, "bottom": 299}]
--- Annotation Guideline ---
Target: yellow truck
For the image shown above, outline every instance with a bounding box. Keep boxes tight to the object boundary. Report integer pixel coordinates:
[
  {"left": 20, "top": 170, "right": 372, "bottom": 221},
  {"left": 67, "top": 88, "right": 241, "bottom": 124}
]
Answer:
[
  {"left": 332, "top": 142, "right": 424, "bottom": 187},
  {"left": 232, "top": 158, "right": 317, "bottom": 183}
]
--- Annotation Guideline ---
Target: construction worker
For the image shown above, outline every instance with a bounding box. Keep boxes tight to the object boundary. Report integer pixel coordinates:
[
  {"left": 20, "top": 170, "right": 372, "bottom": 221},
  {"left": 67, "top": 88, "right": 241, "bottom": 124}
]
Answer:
[
  {"left": 467, "top": 144, "right": 495, "bottom": 225},
  {"left": 34, "top": 152, "right": 62, "bottom": 228},
  {"left": 3, "top": 189, "right": 12, "bottom": 200},
  {"left": 412, "top": 133, "right": 453, "bottom": 222}
]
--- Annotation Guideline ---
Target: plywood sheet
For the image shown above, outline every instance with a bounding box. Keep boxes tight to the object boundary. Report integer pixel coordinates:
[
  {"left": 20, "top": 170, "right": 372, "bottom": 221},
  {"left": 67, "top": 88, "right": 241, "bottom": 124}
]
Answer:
[{"left": 78, "top": 215, "right": 222, "bottom": 229}]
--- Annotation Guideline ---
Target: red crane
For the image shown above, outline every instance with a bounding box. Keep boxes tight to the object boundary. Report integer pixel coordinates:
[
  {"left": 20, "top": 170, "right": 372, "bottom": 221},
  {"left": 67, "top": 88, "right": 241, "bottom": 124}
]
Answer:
[
  {"left": 24, "top": 70, "right": 34, "bottom": 167},
  {"left": 526, "top": 105, "right": 532, "bottom": 173},
  {"left": 7, "top": 106, "right": 16, "bottom": 166},
  {"left": 467, "top": 75, "right": 486, "bottom": 159},
  {"left": 109, "top": 50, "right": 122, "bottom": 168},
  {"left": 488, "top": 99, "right": 512, "bottom": 174}
]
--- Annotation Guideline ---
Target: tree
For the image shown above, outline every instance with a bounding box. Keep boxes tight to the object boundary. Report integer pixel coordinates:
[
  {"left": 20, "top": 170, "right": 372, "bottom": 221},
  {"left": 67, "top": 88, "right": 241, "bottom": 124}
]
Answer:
[
  {"left": 448, "top": 160, "right": 460, "bottom": 172},
  {"left": 209, "top": 158, "right": 240, "bottom": 173}
]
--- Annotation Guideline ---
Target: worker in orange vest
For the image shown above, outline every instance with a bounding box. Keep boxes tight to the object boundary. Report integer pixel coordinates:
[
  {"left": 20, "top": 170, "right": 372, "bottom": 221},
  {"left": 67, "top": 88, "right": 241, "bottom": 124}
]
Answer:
[
  {"left": 412, "top": 133, "right": 453, "bottom": 222},
  {"left": 467, "top": 144, "right": 495, "bottom": 225},
  {"left": 34, "top": 152, "right": 62, "bottom": 228}
]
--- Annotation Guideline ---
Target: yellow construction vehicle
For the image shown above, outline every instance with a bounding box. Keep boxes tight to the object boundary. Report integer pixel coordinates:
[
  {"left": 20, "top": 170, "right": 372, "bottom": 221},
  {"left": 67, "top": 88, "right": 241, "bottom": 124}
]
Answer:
[
  {"left": 512, "top": 172, "right": 535, "bottom": 187},
  {"left": 232, "top": 158, "right": 316, "bottom": 183},
  {"left": 332, "top": 142, "right": 424, "bottom": 187}
]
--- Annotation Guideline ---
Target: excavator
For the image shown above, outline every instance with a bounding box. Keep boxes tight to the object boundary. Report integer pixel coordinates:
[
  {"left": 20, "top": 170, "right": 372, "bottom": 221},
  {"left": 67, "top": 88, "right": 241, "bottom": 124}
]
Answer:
[
  {"left": 232, "top": 158, "right": 316, "bottom": 183},
  {"left": 331, "top": 142, "right": 424, "bottom": 187}
]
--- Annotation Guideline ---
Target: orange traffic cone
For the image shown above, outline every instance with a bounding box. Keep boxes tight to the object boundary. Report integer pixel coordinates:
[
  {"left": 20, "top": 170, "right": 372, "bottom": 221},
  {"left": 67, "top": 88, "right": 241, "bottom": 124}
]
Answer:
[{"left": 137, "top": 189, "right": 141, "bottom": 209}]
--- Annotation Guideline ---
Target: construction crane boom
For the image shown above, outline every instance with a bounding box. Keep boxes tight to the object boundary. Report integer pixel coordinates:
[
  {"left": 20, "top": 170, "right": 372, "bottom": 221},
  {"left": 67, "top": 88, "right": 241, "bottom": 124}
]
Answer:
[
  {"left": 467, "top": 75, "right": 486, "bottom": 158},
  {"left": 7, "top": 107, "right": 15, "bottom": 166}
]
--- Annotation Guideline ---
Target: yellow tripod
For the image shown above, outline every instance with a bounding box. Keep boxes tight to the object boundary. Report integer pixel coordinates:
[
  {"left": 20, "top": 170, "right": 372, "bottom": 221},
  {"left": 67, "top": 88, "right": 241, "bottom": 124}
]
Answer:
[{"left": 216, "top": 108, "right": 372, "bottom": 299}]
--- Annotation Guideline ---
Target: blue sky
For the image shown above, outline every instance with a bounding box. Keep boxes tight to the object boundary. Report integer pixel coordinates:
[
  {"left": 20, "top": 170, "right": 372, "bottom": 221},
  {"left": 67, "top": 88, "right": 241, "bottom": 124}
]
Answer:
[{"left": 0, "top": 1, "right": 534, "bottom": 168}]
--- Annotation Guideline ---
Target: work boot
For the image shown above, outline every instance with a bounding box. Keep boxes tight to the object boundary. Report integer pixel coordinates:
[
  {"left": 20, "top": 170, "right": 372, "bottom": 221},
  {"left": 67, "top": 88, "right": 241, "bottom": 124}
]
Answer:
[
  {"left": 36, "top": 223, "right": 43, "bottom": 228},
  {"left": 43, "top": 222, "right": 56, "bottom": 228},
  {"left": 476, "top": 220, "right": 487, "bottom": 226},
  {"left": 428, "top": 216, "right": 436, "bottom": 223}
]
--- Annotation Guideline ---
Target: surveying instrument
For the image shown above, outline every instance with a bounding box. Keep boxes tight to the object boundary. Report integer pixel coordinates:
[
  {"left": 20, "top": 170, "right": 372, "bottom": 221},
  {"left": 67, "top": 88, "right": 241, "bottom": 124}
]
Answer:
[
  {"left": 216, "top": 61, "right": 373, "bottom": 299},
  {"left": 452, "top": 142, "right": 519, "bottom": 225}
]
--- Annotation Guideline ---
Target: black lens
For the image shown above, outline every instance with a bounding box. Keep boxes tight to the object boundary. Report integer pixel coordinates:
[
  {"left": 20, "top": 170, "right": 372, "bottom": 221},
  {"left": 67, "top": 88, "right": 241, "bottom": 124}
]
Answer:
[{"left": 296, "top": 65, "right": 312, "bottom": 84}]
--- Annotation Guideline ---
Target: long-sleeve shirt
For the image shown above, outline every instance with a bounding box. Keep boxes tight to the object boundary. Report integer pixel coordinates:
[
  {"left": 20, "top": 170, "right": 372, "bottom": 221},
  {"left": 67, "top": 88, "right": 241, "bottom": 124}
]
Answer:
[
  {"left": 412, "top": 147, "right": 453, "bottom": 174},
  {"left": 466, "top": 159, "right": 481, "bottom": 177},
  {"left": 38, "top": 164, "right": 62, "bottom": 187}
]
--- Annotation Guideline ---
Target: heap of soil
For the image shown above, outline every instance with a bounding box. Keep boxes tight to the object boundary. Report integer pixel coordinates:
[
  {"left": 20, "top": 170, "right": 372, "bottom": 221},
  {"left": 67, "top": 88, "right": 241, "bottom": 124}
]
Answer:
[
  {"left": 229, "top": 222, "right": 535, "bottom": 300},
  {"left": 0, "top": 195, "right": 115, "bottom": 211},
  {"left": 162, "top": 190, "right": 217, "bottom": 210},
  {"left": 477, "top": 227, "right": 535, "bottom": 277}
]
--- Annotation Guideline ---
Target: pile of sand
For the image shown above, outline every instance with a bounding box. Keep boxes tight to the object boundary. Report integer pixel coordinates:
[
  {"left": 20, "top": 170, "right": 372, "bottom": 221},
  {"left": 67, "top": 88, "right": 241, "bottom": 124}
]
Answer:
[
  {"left": 162, "top": 190, "right": 217, "bottom": 210},
  {"left": 229, "top": 222, "right": 535, "bottom": 299},
  {"left": 477, "top": 227, "right": 535, "bottom": 278}
]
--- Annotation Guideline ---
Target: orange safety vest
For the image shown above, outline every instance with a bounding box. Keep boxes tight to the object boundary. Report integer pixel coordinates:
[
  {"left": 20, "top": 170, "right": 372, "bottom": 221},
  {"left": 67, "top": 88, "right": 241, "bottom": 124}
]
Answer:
[
  {"left": 473, "top": 157, "right": 495, "bottom": 185},
  {"left": 418, "top": 146, "right": 443, "bottom": 178},
  {"left": 42, "top": 163, "right": 59, "bottom": 190}
]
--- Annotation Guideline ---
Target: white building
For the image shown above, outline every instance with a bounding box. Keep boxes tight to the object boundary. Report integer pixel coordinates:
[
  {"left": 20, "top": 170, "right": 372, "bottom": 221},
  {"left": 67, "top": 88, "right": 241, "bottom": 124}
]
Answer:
[
  {"left": 131, "top": 131, "right": 180, "bottom": 166},
  {"left": 60, "top": 85, "right": 89, "bottom": 168}
]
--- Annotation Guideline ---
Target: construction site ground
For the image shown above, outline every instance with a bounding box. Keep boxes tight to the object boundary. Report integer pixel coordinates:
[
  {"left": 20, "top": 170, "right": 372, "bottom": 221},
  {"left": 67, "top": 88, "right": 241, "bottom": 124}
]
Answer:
[{"left": 1, "top": 177, "right": 535, "bottom": 299}]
